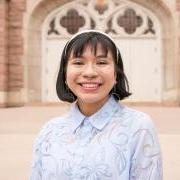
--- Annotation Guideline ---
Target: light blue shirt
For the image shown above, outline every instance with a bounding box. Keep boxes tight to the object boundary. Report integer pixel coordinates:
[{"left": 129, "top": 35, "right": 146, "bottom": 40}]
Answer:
[{"left": 30, "top": 96, "right": 163, "bottom": 180}]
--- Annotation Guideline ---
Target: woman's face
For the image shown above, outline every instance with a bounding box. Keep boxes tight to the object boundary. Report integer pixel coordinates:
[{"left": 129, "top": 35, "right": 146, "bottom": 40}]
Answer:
[{"left": 66, "top": 43, "right": 116, "bottom": 108}]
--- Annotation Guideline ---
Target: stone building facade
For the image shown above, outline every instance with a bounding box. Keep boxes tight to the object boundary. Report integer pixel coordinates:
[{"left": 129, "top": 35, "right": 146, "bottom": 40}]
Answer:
[{"left": 0, "top": 0, "right": 180, "bottom": 107}]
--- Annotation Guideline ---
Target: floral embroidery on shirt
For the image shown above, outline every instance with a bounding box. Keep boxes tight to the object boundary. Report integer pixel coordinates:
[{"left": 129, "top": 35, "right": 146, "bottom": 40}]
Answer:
[{"left": 30, "top": 96, "right": 163, "bottom": 180}]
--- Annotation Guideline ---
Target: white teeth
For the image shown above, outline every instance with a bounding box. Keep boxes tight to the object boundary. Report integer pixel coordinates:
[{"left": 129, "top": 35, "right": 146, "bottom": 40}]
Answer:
[{"left": 81, "top": 84, "right": 99, "bottom": 88}]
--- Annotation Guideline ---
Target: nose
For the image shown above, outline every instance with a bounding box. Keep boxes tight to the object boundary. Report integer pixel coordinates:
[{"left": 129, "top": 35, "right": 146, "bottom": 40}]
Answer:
[{"left": 82, "top": 64, "right": 98, "bottom": 78}]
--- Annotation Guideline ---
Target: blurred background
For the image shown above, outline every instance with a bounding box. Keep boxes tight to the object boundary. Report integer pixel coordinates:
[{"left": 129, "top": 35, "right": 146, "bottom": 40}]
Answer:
[{"left": 0, "top": 0, "right": 180, "bottom": 179}]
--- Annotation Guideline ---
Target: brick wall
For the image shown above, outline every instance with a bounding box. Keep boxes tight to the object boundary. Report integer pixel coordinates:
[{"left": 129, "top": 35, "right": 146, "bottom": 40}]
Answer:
[
  {"left": 0, "top": 0, "right": 26, "bottom": 106},
  {"left": 8, "top": 0, "right": 26, "bottom": 91},
  {"left": 0, "top": 0, "right": 8, "bottom": 93}
]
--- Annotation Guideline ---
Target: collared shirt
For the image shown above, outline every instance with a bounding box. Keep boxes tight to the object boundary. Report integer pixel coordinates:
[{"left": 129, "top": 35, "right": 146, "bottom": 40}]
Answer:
[{"left": 30, "top": 96, "right": 163, "bottom": 180}]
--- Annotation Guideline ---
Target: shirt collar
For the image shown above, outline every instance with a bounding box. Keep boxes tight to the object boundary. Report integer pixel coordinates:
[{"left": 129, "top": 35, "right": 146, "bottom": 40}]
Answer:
[
  {"left": 69, "top": 95, "right": 120, "bottom": 132},
  {"left": 69, "top": 101, "right": 86, "bottom": 132}
]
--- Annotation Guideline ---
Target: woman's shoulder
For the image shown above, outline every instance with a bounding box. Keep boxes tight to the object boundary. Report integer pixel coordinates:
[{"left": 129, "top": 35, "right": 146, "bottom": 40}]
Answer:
[
  {"left": 117, "top": 103, "right": 155, "bottom": 130},
  {"left": 35, "top": 112, "right": 71, "bottom": 138},
  {"left": 42, "top": 112, "right": 71, "bottom": 129}
]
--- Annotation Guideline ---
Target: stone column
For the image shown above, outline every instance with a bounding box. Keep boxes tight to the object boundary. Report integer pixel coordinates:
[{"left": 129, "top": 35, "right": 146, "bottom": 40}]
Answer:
[
  {"left": 7, "top": 0, "right": 26, "bottom": 106},
  {"left": 0, "top": 0, "right": 8, "bottom": 107}
]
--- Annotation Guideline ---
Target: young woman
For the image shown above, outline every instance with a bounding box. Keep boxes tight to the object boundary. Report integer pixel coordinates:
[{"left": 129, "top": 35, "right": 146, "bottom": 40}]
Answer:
[{"left": 30, "top": 30, "right": 163, "bottom": 180}]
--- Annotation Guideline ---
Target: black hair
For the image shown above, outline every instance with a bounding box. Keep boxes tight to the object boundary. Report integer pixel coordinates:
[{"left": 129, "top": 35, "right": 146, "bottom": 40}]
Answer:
[{"left": 56, "top": 31, "right": 131, "bottom": 102}]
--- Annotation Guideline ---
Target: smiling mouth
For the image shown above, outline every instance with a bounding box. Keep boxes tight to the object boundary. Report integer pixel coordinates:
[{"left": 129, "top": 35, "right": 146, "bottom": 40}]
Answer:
[{"left": 79, "top": 83, "right": 102, "bottom": 90}]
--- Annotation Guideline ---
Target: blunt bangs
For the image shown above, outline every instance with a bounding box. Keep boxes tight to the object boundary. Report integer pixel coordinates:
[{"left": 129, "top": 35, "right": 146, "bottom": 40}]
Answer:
[{"left": 66, "top": 33, "right": 117, "bottom": 61}]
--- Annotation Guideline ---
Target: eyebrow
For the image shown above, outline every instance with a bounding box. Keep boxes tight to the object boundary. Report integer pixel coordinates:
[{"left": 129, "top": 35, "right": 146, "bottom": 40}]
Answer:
[
  {"left": 96, "top": 54, "right": 108, "bottom": 58},
  {"left": 71, "top": 54, "right": 108, "bottom": 59}
]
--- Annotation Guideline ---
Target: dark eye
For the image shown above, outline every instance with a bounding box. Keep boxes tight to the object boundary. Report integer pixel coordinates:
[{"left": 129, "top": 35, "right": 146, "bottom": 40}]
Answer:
[
  {"left": 74, "top": 61, "right": 83, "bottom": 65},
  {"left": 72, "top": 59, "right": 83, "bottom": 65},
  {"left": 97, "top": 60, "right": 108, "bottom": 65}
]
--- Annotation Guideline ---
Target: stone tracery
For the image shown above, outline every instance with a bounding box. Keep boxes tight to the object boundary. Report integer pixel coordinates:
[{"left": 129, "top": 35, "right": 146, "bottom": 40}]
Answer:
[{"left": 46, "top": 0, "right": 157, "bottom": 38}]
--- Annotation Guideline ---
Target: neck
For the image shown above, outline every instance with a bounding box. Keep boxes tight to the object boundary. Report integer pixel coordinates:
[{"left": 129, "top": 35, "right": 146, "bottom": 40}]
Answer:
[{"left": 77, "top": 96, "right": 109, "bottom": 116}]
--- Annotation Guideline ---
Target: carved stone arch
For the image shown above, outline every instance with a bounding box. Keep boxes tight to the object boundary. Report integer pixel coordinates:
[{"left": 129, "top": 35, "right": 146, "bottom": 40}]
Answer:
[{"left": 24, "top": 0, "right": 177, "bottom": 103}]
